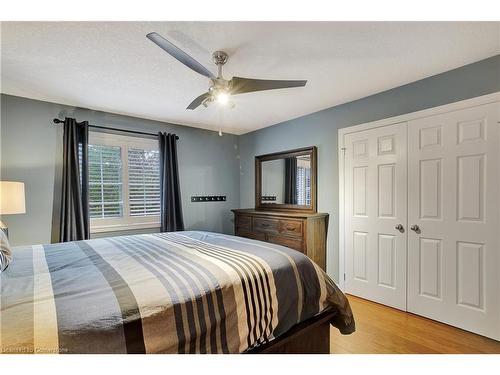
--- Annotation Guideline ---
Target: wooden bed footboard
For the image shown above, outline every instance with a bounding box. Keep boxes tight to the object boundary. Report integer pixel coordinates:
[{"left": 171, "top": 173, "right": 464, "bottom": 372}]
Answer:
[{"left": 245, "top": 310, "right": 335, "bottom": 354}]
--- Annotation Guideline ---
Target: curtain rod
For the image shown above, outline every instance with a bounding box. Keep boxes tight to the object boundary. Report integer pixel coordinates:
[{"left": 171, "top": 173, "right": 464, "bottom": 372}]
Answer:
[{"left": 52, "top": 118, "right": 179, "bottom": 140}]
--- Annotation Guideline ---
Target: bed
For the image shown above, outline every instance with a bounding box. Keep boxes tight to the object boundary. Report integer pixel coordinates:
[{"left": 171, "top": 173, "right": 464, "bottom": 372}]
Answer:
[{"left": 0, "top": 231, "right": 354, "bottom": 354}]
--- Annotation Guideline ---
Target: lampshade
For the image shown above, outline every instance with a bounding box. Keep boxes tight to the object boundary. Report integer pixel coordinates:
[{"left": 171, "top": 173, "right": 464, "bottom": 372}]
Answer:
[{"left": 0, "top": 181, "right": 26, "bottom": 214}]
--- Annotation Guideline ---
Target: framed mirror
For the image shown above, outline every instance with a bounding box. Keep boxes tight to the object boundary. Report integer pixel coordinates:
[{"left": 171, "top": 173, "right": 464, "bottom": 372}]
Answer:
[{"left": 255, "top": 146, "right": 317, "bottom": 212}]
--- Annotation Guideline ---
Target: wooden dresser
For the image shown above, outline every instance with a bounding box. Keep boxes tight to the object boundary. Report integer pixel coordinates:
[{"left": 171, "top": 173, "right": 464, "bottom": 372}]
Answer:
[{"left": 232, "top": 209, "right": 329, "bottom": 270}]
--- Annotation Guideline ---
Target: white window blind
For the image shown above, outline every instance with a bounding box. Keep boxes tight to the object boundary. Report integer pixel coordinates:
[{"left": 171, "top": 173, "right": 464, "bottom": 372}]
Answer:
[
  {"left": 296, "top": 166, "right": 311, "bottom": 206},
  {"left": 305, "top": 167, "right": 311, "bottom": 205},
  {"left": 88, "top": 144, "right": 123, "bottom": 218},
  {"left": 297, "top": 167, "right": 305, "bottom": 205},
  {"left": 85, "top": 132, "right": 161, "bottom": 233},
  {"left": 128, "top": 148, "right": 161, "bottom": 217}
]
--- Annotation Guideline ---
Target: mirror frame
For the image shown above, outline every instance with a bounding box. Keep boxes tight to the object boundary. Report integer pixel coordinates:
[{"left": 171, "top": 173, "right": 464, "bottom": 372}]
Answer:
[{"left": 255, "top": 146, "right": 317, "bottom": 213}]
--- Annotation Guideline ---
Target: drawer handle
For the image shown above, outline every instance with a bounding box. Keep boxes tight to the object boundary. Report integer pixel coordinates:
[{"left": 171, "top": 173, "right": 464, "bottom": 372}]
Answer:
[
  {"left": 285, "top": 226, "right": 296, "bottom": 231},
  {"left": 260, "top": 223, "right": 269, "bottom": 227}
]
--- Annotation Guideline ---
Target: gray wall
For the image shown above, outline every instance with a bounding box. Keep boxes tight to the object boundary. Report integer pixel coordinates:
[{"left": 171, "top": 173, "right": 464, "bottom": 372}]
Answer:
[
  {"left": 0, "top": 94, "right": 240, "bottom": 246},
  {"left": 238, "top": 54, "right": 500, "bottom": 281}
]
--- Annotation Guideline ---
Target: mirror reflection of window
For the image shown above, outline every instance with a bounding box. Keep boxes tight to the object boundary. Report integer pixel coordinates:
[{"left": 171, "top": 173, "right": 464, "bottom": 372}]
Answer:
[
  {"left": 261, "top": 153, "right": 312, "bottom": 206},
  {"left": 296, "top": 156, "right": 311, "bottom": 205}
]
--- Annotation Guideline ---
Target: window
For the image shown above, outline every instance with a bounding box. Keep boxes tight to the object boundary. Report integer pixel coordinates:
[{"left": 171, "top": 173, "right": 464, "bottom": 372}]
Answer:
[
  {"left": 128, "top": 148, "right": 161, "bottom": 217},
  {"left": 88, "top": 145, "right": 123, "bottom": 218},
  {"left": 87, "top": 132, "right": 160, "bottom": 233}
]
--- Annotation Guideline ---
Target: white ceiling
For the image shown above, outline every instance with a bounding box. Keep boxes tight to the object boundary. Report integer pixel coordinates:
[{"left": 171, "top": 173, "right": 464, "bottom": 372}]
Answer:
[{"left": 1, "top": 22, "right": 499, "bottom": 134}]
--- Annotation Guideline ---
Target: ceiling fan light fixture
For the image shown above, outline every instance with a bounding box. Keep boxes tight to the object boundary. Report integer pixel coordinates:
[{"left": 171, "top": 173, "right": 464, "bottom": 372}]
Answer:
[
  {"left": 146, "top": 32, "right": 307, "bottom": 110},
  {"left": 216, "top": 91, "right": 230, "bottom": 105}
]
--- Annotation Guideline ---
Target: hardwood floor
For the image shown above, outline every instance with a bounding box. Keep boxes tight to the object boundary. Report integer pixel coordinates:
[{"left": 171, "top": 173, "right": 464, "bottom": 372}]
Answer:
[{"left": 330, "top": 295, "right": 500, "bottom": 354}]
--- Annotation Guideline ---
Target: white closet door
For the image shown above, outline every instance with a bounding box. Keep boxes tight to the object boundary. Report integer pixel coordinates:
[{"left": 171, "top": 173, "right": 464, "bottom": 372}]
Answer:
[
  {"left": 344, "top": 122, "right": 407, "bottom": 310},
  {"left": 407, "top": 103, "right": 499, "bottom": 340}
]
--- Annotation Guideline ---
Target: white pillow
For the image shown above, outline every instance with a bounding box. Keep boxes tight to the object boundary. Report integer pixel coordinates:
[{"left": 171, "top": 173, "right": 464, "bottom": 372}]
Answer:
[{"left": 0, "top": 230, "right": 12, "bottom": 272}]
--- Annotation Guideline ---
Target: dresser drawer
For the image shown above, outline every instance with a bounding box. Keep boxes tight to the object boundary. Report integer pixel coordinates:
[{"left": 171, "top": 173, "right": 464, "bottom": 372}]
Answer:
[
  {"left": 232, "top": 209, "right": 328, "bottom": 271},
  {"left": 236, "top": 215, "right": 252, "bottom": 232},
  {"left": 237, "top": 230, "right": 266, "bottom": 241},
  {"left": 267, "top": 234, "right": 305, "bottom": 252},
  {"left": 278, "top": 219, "right": 303, "bottom": 237},
  {"left": 253, "top": 217, "right": 279, "bottom": 234}
]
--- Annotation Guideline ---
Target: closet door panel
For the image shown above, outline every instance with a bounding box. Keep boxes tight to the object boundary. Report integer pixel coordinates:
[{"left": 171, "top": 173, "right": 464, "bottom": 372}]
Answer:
[
  {"left": 344, "top": 122, "right": 407, "bottom": 310},
  {"left": 407, "top": 102, "right": 499, "bottom": 340}
]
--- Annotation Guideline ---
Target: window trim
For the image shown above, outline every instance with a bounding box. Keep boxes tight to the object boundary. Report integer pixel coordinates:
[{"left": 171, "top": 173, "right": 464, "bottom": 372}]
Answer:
[{"left": 88, "top": 131, "right": 160, "bottom": 234}]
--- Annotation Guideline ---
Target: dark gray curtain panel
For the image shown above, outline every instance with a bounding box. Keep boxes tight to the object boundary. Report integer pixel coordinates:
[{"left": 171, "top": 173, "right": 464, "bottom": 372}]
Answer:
[
  {"left": 60, "top": 118, "right": 90, "bottom": 242},
  {"left": 284, "top": 157, "right": 298, "bottom": 205},
  {"left": 158, "top": 132, "right": 184, "bottom": 232}
]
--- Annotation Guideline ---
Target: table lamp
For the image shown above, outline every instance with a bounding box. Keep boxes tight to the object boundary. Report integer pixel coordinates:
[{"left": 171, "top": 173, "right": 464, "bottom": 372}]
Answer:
[{"left": 0, "top": 181, "right": 26, "bottom": 238}]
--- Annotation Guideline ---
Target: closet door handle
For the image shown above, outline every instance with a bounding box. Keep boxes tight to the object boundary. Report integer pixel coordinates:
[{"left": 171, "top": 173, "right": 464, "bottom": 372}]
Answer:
[
  {"left": 395, "top": 224, "right": 404, "bottom": 232},
  {"left": 410, "top": 225, "right": 420, "bottom": 232}
]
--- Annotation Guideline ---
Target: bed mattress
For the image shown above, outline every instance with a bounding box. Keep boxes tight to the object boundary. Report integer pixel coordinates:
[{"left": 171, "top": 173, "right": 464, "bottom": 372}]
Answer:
[{"left": 0, "top": 231, "right": 354, "bottom": 353}]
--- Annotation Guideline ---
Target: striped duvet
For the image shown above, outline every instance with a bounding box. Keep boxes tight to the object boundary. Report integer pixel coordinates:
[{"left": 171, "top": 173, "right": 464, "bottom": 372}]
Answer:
[{"left": 0, "top": 231, "right": 354, "bottom": 354}]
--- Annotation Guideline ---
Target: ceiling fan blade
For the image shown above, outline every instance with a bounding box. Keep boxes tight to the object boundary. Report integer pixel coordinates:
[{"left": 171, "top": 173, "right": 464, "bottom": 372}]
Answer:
[
  {"left": 147, "top": 32, "right": 215, "bottom": 79},
  {"left": 187, "top": 92, "right": 211, "bottom": 110},
  {"left": 230, "top": 76, "right": 307, "bottom": 95}
]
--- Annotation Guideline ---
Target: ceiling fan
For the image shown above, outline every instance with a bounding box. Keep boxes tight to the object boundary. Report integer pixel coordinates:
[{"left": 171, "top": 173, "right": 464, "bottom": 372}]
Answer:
[{"left": 146, "top": 32, "right": 307, "bottom": 110}]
